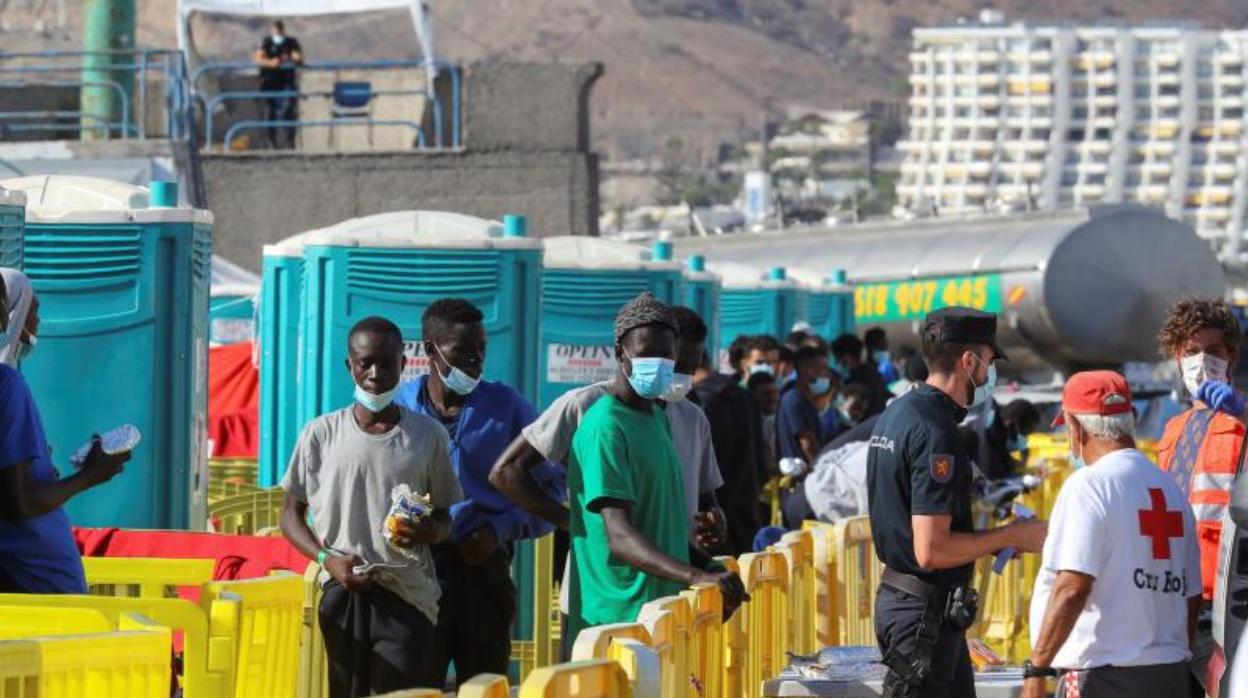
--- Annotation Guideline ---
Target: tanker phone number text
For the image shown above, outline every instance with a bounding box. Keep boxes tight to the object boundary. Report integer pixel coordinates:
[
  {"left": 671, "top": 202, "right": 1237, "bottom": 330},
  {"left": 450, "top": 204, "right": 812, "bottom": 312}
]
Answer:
[{"left": 854, "top": 276, "right": 998, "bottom": 323}]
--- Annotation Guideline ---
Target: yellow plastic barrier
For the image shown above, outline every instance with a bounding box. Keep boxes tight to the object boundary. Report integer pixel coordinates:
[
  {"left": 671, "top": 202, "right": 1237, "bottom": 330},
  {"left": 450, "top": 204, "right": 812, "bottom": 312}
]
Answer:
[
  {"left": 633, "top": 609, "right": 678, "bottom": 697},
  {"left": 778, "top": 530, "right": 817, "bottom": 655},
  {"left": 513, "top": 533, "right": 557, "bottom": 680},
  {"left": 457, "top": 673, "right": 511, "bottom": 698},
  {"left": 83, "top": 556, "right": 216, "bottom": 598},
  {"left": 679, "top": 584, "right": 723, "bottom": 698},
  {"left": 638, "top": 596, "right": 692, "bottom": 697},
  {"left": 208, "top": 458, "right": 261, "bottom": 503},
  {"left": 0, "top": 593, "right": 233, "bottom": 698},
  {"left": 829, "top": 516, "right": 878, "bottom": 647},
  {"left": 606, "top": 639, "right": 661, "bottom": 698},
  {"left": 297, "top": 562, "right": 329, "bottom": 698},
  {"left": 802, "top": 521, "right": 838, "bottom": 647},
  {"left": 738, "top": 550, "right": 789, "bottom": 698},
  {"left": 0, "top": 629, "right": 172, "bottom": 698},
  {"left": 571, "top": 623, "right": 652, "bottom": 662},
  {"left": 518, "top": 659, "right": 631, "bottom": 698},
  {"left": 0, "top": 606, "right": 116, "bottom": 639},
  {"left": 209, "top": 489, "right": 286, "bottom": 535},
  {"left": 202, "top": 573, "right": 304, "bottom": 698},
  {"left": 714, "top": 557, "right": 748, "bottom": 698}
]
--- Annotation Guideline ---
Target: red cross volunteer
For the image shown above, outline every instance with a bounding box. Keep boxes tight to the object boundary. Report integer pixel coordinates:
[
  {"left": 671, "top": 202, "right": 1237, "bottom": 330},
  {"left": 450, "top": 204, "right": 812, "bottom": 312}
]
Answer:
[{"left": 1023, "top": 371, "right": 1202, "bottom": 698}]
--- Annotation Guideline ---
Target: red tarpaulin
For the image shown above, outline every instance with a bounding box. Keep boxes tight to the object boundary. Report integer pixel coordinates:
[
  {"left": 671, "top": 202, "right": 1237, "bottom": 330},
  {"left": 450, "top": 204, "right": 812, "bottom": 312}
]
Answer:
[
  {"left": 74, "top": 527, "right": 306, "bottom": 581},
  {"left": 208, "top": 341, "right": 259, "bottom": 458}
]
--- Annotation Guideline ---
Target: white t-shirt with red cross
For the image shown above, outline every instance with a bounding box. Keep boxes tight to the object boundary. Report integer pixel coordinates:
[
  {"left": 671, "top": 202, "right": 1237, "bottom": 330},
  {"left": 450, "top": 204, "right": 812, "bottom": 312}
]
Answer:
[{"left": 1028, "top": 447, "right": 1201, "bottom": 669}]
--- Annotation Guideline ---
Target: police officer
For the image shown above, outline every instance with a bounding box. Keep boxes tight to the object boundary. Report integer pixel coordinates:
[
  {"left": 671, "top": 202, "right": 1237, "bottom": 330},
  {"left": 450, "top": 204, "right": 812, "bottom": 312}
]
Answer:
[{"left": 867, "top": 307, "right": 1048, "bottom": 698}]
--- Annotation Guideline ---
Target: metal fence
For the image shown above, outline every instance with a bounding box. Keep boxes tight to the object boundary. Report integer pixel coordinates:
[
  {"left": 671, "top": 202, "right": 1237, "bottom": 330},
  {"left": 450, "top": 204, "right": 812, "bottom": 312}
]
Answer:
[
  {"left": 0, "top": 48, "right": 193, "bottom": 142},
  {"left": 0, "top": 51, "right": 460, "bottom": 152}
]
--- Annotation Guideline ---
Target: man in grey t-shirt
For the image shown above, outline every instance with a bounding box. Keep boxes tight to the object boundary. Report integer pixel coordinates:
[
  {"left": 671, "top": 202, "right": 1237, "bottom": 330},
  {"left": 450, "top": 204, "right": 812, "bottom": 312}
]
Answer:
[{"left": 281, "top": 316, "right": 463, "bottom": 696}]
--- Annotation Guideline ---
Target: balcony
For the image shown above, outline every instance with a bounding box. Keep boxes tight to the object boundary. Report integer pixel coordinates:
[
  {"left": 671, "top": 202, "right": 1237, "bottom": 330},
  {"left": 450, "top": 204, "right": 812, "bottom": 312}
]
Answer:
[
  {"left": 1093, "top": 73, "right": 1118, "bottom": 88},
  {"left": 1075, "top": 183, "right": 1106, "bottom": 198},
  {"left": 1093, "top": 94, "right": 1118, "bottom": 108},
  {"left": 1157, "top": 73, "right": 1181, "bottom": 86},
  {"left": 1220, "top": 121, "right": 1243, "bottom": 136},
  {"left": 977, "top": 74, "right": 1002, "bottom": 88},
  {"left": 1219, "top": 73, "right": 1245, "bottom": 88},
  {"left": 1139, "top": 140, "right": 1177, "bottom": 156},
  {"left": 1216, "top": 53, "right": 1244, "bottom": 66},
  {"left": 1156, "top": 53, "right": 1181, "bottom": 68},
  {"left": 910, "top": 51, "right": 932, "bottom": 63},
  {"left": 1137, "top": 185, "right": 1170, "bottom": 202},
  {"left": 1142, "top": 161, "right": 1173, "bottom": 176},
  {"left": 1150, "top": 121, "right": 1180, "bottom": 139},
  {"left": 968, "top": 162, "right": 993, "bottom": 177},
  {"left": 970, "top": 140, "right": 996, "bottom": 154},
  {"left": 1076, "top": 52, "right": 1115, "bottom": 70},
  {"left": 1157, "top": 95, "right": 1182, "bottom": 109},
  {"left": 978, "top": 95, "right": 1001, "bottom": 108},
  {"left": 1187, "top": 187, "right": 1233, "bottom": 205},
  {"left": 944, "top": 165, "right": 967, "bottom": 178},
  {"left": 1208, "top": 163, "right": 1238, "bottom": 180},
  {"left": 1001, "top": 162, "right": 1046, "bottom": 178},
  {"left": 1195, "top": 206, "right": 1232, "bottom": 222},
  {"left": 1079, "top": 141, "right": 1112, "bottom": 155},
  {"left": 1006, "top": 116, "right": 1053, "bottom": 129},
  {"left": 1077, "top": 161, "right": 1110, "bottom": 174},
  {"left": 965, "top": 183, "right": 989, "bottom": 197},
  {"left": 1092, "top": 115, "right": 1117, "bottom": 129},
  {"left": 1007, "top": 77, "right": 1053, "bottom": 95},
  {"left": 1215, "top": 141, "right": 1240, "bottom": 155}
]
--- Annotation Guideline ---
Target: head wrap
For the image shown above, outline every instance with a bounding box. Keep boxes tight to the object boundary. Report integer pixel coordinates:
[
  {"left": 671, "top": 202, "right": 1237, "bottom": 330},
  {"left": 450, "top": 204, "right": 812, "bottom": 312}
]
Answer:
[
  {"left": 0, "top": 268, "right": 34, "bottom": 367},
  {"left": 614, "top": 292, "right": 678, "bottom": 344}
]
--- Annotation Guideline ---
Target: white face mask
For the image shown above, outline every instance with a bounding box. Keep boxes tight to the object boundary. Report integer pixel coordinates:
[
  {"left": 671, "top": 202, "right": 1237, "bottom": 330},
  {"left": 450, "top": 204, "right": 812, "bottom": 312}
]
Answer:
[
  {"left": 271, "top": 33, "right": 285, "bottom": 44},
  {"left": 1181, "top": 352, "right": 1229, "bottom": 397}
]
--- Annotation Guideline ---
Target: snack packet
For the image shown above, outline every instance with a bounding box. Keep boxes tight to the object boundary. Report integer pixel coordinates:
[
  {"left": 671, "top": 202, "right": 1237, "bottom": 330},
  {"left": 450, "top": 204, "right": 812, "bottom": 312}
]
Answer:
[{"left": 383, "top": 484, "right": 433, "bottom": 560}]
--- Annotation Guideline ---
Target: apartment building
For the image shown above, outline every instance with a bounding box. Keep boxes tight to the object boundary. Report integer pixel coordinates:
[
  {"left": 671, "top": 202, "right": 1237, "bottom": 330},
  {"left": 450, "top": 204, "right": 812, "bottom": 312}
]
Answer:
[{"left": 896, "top": 17, "right": 1248, "bottom": 258}]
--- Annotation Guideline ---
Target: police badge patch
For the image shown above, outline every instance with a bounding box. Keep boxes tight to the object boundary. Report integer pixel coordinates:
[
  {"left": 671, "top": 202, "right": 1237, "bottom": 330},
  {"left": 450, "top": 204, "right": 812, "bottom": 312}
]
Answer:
[{"left": 930, "top": 454, "right": 954, "bottom": 483}]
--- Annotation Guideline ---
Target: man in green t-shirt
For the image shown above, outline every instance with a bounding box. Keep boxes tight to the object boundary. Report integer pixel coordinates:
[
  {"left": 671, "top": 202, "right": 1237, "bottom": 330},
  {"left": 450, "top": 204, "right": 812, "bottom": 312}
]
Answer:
[{"left": 566, "top": 292, "right": 747, "bottom": 644}]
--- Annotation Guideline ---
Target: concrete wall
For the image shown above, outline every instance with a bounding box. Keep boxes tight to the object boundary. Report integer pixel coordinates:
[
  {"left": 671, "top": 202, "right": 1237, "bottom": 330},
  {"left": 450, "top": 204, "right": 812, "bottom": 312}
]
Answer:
[{"left": 202, "top": 62, "right": 603, "bottom": 270}]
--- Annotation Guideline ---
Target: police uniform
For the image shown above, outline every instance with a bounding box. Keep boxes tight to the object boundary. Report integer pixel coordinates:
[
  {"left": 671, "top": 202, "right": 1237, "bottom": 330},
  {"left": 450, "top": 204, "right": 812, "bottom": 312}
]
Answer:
[{"left": 866, "top": 308, "right": 1004, "bottom": 698}]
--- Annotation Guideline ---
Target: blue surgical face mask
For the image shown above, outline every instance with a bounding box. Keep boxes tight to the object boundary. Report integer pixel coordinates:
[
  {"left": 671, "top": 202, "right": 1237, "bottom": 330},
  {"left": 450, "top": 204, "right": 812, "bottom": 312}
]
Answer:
[
  {"left": 832, "top": 361, "right": 850, "bottom": 380},
  {"left": 433, "top": 345, "right": 480, "bottom": 396},
  {"left": 967, "top": 355, "right": 996, "bottom": 408},
  {"left": 1069, "top": 431, "right": 1086, "bottom": 469},
  {"left": 625, "top": 350, "right": 675, "bottom": 400},
  {"left": 749, "top": 362, "right": 775, "bottom": 377},
  {"left": 354, "top": 384, "right": 398, "bottom": 413},
  {"left": 873, "top": 350, "right": 890, "bottom": 366},
  {"left": 810, "top": 376, "right": 831, "bottom": 396}
]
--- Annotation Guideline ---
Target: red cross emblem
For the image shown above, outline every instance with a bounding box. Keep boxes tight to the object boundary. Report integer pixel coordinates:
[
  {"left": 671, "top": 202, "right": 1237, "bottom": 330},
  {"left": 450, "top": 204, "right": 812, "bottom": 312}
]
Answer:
[{"left": 1137, "top": 488, "right": 1184, "bottom": 560}]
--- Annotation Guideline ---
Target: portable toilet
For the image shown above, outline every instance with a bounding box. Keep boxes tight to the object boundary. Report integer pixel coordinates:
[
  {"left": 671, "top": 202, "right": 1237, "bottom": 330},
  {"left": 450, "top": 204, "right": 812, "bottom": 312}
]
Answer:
[
  {"left": 538, "top": 236, "right": 683, "bottom": 408},
  {"left": 0, "top": 186, "right": 24, "bottom": 268},
  {"left": 209, "top": 255, "right": 260, "bottom": 345},
  {"left": 3, "top": 175, "right": 211, "bottom": 529},
  {"left": 682, "top": 254, "right": 721, "bottom": 355},
  {"left": 712, "top": 262, "right": 802, "bottom": 352},
  {"left": 791, "top": 267, "right": 854, "bottom": 340},
  {"left": 259, "top": 211, "right": 542, "bottom": 486}
]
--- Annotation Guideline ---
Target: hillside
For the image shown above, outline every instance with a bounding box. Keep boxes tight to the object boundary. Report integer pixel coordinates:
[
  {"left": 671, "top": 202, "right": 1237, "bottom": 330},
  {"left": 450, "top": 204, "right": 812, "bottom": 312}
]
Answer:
[{"left": 2, "top": 1, "right": 1246, "bottom": 161}]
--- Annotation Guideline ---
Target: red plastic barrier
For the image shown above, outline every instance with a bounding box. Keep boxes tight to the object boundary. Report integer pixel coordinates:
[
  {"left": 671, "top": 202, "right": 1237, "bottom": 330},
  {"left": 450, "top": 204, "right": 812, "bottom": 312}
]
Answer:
[{"left": 73, "top": 528, "right": 305, "bottom": 583}]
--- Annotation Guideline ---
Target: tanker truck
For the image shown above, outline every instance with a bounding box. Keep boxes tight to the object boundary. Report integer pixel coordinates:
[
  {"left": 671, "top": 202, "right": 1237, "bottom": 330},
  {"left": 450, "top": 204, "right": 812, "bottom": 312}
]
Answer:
[{"left": 675, "top": 205, "right": 1226, "bottom": 379}]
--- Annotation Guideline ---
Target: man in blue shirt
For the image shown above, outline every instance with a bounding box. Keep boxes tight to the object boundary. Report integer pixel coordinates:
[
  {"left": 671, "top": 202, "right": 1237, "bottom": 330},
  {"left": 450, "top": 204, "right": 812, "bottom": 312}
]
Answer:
[
  {"left": 0, "top": 269, "right": 129, "bottom": 593},
  {"left": 395, "top": 298, "right": 564, "bottom": 690},
  {"left": 777, "top": 345, "right": 833, "bottom": 468}
]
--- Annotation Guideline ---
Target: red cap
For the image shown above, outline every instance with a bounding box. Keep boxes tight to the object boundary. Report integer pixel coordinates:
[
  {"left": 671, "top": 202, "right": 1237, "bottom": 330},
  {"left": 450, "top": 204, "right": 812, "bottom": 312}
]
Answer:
[{"left": 1052, "top": 370, "right": 1133, "bottom": 427}]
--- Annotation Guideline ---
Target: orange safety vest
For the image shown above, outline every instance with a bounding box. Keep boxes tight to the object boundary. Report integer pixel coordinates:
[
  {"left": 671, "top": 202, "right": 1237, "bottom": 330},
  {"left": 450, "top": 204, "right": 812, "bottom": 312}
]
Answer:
[{"left": 1157, "top": 407, "right": 1244, "bottom": 600}]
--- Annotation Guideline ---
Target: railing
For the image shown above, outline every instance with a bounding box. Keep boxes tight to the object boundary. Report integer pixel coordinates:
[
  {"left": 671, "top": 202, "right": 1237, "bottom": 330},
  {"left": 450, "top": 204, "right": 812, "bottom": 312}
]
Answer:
[
  {"left": 0, "top": 48, "right": 193, "bottom": 142},
  {"left": 223, "top": 119, "right": 427, "bottom": 150},
  {"left": 204, "top": 87, "right": 441, "bottom": 149},
  {"left": 190, "top": 58, "right": 461, "bottom": 150}
]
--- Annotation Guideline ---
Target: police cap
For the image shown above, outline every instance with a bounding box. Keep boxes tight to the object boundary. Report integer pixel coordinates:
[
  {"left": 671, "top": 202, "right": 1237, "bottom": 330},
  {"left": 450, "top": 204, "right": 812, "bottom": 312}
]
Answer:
[{"left": 922, "top": 306, "right": 1008, "bottom": 360}]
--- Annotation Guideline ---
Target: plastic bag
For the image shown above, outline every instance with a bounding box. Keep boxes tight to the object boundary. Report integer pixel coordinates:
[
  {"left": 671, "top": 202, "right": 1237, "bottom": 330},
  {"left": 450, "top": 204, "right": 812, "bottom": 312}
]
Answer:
[{"left": 383, "top": 484, "right": 432, "bottom": 560}]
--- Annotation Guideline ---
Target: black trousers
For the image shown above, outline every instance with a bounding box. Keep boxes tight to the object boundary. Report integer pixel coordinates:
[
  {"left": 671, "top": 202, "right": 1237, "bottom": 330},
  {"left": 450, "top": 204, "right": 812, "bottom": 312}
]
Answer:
[
  {"left": 1057, "top": 662, "right": 1191, "bottom": 698},
  {"left": 318, "top": 581, "right": 435, "bottom": 698},
  {"left": 430, "top": 544, "right": 516, "bottom": 689},
  {"left": 264, "top": 91, "right": 298, "bottom": 149},
  {"left": 875, "top": 585, "right": 974, "bottom": 698}
]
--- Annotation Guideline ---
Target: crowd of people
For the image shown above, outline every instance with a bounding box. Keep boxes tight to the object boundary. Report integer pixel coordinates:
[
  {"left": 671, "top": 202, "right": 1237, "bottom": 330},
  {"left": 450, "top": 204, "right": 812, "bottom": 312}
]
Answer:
[{"left": 1, "top": 258, "right": 1244, "bottom": 697}]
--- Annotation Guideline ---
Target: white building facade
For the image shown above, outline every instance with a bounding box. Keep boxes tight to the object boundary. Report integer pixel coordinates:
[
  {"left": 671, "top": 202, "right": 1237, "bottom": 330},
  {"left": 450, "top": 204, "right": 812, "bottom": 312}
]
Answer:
[{"left": 897, "top": 20, "right": 1248, "bottom": 259}]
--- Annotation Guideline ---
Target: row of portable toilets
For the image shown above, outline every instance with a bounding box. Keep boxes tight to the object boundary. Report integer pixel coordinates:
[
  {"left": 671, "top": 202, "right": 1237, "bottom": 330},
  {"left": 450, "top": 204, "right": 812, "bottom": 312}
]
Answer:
[{"left": 0, "top": 175, "right": 854, "bottom": 531}]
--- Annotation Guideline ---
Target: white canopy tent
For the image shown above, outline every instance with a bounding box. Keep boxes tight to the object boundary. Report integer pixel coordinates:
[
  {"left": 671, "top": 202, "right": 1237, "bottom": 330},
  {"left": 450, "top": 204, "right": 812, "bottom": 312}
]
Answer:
[{"left": 177, "top": 0, "right": 436, "bottom": 77}]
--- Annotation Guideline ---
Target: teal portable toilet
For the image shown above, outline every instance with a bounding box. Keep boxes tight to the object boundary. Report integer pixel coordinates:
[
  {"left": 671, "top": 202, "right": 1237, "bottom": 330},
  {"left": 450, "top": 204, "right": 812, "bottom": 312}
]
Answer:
[
  {"left": 537, "top": 236, "right": 682, "bottom": 408},
  {"left": 712, "top": 262, "right": 801, "bottom": 352},
  {"left": 682, "top": 254, "right": 721, "bottom": 355},
  {"left": 258, "top": 229, "right": 319, "bottom": 489},
  {"left": 792, "top": 267, "right": 855, "bottom": 339},
  {"left": 3, "top": 175, "right": 212, "bottom": 529},
  {"left": 259, "top": 211, "right": 543, "bottom": 486},
  {"left": 0, "top": 186, "right": 24, "bottom": 268},
  {"left": 209, "top": 255, "right": 260, "bottom": 345}
]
